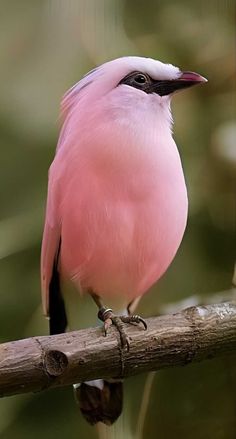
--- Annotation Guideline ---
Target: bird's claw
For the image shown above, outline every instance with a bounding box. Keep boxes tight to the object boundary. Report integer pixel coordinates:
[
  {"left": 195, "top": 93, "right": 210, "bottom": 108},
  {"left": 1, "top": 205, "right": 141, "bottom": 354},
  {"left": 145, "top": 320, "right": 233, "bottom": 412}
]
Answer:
[
  {"left": 98, "top": 307, "right": 147, "bottom": 351},
  {"left": 103, "top": 318, "right": 113, "bottom": 336},
  {"left": 120, "top": 314, "right": 147, "bottom": 330}
]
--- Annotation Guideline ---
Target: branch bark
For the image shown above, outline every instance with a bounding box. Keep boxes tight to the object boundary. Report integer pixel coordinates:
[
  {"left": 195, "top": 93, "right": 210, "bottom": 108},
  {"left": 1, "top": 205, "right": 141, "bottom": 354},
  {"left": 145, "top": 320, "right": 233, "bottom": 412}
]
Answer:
[{"left": 0, "top": 301, "right": 236, "bottom": 398}]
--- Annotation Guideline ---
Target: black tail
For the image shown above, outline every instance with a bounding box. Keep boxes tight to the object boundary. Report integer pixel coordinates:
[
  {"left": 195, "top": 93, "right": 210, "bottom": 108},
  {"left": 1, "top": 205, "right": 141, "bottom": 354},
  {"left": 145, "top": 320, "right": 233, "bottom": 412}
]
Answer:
[
  {"left": 49, "top": 263, "right": 67, "bottom": 335},
  {"left": 74, "top": 380, "right": 123, "bottom": 425}
]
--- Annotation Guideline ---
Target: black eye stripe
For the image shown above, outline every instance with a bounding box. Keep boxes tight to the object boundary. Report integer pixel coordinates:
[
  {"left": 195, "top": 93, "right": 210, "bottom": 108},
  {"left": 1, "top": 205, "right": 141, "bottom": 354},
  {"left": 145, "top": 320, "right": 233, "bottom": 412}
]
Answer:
[{"left": 118, "top": 71, "right": 199, "bottom": 96}]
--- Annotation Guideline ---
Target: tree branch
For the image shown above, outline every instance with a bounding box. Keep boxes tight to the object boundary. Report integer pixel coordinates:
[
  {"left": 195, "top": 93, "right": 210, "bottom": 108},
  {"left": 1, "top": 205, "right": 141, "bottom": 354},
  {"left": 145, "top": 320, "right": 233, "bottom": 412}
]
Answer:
[{"left": 0, "top": 301, "right": 236, "bottom": 398}]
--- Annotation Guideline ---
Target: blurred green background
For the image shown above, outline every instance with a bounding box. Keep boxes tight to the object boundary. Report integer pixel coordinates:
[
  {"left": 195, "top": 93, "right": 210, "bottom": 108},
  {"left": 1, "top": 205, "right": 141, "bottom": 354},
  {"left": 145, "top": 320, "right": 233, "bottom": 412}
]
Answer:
[{"left": 0, "top": 0, "right": 235, "bottom": 438}]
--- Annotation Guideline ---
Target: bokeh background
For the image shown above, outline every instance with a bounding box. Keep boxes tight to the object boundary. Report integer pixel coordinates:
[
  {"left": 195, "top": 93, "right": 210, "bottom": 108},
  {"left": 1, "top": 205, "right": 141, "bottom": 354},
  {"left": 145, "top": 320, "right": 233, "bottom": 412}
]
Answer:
[{"left": 0, "top": 0, "right": 235, "bottom": 438}]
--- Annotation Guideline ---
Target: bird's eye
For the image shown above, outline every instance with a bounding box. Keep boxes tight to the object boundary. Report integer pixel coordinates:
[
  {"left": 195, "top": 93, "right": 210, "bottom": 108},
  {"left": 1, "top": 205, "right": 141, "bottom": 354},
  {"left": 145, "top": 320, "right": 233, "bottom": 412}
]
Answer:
[
  {"left": 133, "top": 74, "right": 148, "bottom": 84},
  {"left": 119, "top": 71, "right": 151, "bottom": 91}
]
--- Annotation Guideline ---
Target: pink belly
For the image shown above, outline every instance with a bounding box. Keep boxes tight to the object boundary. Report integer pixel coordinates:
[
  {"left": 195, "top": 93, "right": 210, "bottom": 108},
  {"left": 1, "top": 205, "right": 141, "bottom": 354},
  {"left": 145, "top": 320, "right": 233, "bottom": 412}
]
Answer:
[{"left": 59, "top": 169, "right": 188, "bottom": 301}]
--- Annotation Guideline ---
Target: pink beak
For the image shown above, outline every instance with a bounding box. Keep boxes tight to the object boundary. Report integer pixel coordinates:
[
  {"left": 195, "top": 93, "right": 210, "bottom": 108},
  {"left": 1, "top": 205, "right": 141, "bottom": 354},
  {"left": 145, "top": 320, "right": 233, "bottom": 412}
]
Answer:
[{"left": 178, "top": 71, "right": 208, "bottom": 83}]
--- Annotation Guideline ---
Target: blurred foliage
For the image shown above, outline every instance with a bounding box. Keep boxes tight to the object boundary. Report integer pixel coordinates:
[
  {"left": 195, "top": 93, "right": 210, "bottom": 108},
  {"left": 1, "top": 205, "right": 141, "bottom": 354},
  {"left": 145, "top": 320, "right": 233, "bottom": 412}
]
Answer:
[{"left": 0, "top": 0, "right": 235, "bottom": 438}]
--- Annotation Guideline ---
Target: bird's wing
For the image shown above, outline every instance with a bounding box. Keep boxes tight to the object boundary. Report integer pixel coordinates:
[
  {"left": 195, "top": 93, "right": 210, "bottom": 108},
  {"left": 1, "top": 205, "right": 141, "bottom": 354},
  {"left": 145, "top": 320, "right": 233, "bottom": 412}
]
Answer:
[{"left": 41, "top": 81, "right": 80, "bottom": 305}]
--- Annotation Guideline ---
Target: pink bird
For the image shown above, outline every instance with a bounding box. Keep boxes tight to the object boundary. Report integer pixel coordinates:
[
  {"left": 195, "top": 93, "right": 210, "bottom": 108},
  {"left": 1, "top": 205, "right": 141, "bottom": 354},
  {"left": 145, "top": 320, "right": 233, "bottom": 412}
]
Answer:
[{"left": 41, "top": 56, "right": 207, "bottom": 425}]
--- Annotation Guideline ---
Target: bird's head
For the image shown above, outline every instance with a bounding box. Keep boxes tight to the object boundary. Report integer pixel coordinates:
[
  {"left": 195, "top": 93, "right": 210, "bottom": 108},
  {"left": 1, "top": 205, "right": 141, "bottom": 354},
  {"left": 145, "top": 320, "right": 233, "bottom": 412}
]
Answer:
[{"left": 61, "top": 56, "right": 207, "bottom": 123}]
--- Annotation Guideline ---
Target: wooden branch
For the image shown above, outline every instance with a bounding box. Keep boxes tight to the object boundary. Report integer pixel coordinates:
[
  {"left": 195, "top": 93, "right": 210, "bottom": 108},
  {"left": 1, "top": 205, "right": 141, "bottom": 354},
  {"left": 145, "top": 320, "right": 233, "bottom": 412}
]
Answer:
[{"left": 1, "top": 301, "right": 236, "bottom": 398}]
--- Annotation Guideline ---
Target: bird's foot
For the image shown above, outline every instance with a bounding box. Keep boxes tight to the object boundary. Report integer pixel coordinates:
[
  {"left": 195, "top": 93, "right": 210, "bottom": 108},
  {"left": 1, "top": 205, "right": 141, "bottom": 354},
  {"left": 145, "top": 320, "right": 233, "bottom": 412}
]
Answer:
[{"left": 97, "top": 307, "right": 147, "bottom": 350}]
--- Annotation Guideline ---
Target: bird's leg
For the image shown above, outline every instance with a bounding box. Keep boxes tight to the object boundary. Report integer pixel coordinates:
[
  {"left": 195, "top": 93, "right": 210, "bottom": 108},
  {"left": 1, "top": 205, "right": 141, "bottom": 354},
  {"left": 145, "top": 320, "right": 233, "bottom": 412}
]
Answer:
[
  {"left": 91, "top": 292, "right": 129, "bottom": 348},
  {"left": 127, "top": 296, "right": 142, "bottom": 315},
  {"left": 90, "top": 292, "right": 147, "bottom": 350}
]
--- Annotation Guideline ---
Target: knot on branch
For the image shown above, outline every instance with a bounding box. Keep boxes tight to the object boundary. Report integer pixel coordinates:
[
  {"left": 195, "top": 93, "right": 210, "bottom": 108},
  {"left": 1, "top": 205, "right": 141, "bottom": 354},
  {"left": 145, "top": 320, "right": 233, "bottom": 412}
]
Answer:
[{"left": 44, "top": 350, "right": 68, "bottom": 377}]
